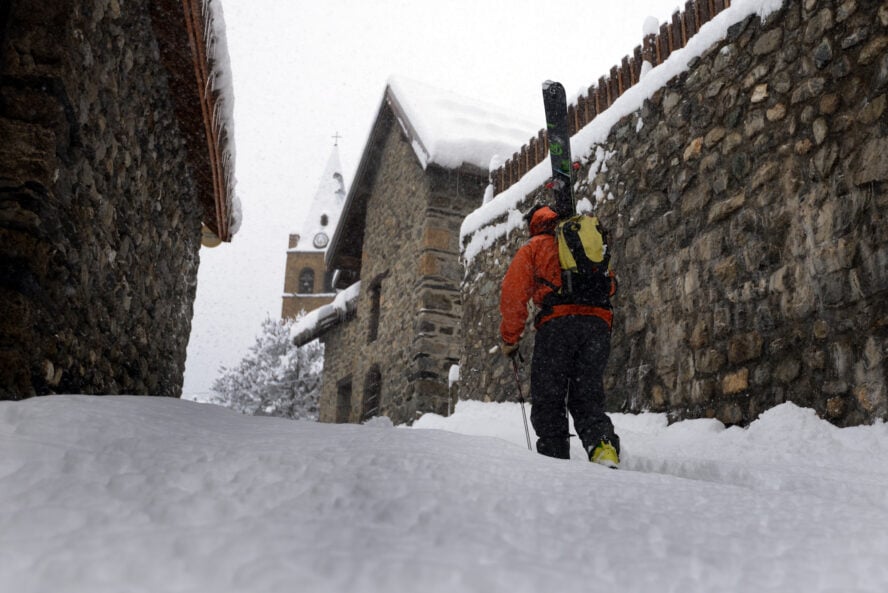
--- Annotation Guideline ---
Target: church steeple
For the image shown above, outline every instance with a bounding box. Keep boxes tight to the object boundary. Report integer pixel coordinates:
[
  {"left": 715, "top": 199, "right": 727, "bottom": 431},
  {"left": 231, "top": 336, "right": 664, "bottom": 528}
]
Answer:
[
  {"left": 282, "top": 140, "right": 348, "bottom": 319},
  {"left": 294, "top": 142, "right": 346, "bottom": 252}
]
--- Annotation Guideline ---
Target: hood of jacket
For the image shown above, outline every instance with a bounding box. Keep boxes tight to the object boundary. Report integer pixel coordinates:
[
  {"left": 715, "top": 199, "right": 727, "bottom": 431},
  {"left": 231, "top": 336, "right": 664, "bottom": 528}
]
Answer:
[{"left": 528, "top": 205, "right": 559, "bottom": 236}]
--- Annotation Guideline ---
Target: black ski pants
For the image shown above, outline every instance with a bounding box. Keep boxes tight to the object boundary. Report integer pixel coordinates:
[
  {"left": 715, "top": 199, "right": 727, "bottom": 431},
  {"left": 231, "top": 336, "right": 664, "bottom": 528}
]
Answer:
[{"left": 530, "top": 315, "right": 619, "bottom": 459}]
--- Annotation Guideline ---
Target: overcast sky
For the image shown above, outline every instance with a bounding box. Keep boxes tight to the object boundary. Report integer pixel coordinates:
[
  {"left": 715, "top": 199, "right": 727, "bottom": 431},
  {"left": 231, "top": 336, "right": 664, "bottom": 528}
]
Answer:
[{"left": 183, "top": 0, "right": 685, "bottom": 398}]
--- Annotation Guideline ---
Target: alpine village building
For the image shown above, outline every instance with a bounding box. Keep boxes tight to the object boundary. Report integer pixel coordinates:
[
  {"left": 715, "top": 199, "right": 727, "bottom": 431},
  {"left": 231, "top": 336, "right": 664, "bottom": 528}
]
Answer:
[
  {"left": 291, "top": 77, "right": 538, "bottom": 425},
  {"left": 0, "top": 0, "right": 237, "bottom": 398}
]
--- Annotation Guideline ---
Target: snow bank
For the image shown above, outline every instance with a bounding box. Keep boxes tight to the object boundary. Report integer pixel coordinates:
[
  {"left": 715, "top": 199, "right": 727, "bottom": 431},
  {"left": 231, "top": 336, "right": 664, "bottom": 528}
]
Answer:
[{"left": 2, "top": 395, "right": 887, "bottom": 593}]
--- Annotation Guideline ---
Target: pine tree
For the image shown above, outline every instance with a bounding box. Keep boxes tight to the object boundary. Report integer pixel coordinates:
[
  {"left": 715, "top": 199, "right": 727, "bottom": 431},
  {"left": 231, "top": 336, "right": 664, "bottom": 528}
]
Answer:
[{"left": 210, "top": 316, "right": 323, "bottom": 420}]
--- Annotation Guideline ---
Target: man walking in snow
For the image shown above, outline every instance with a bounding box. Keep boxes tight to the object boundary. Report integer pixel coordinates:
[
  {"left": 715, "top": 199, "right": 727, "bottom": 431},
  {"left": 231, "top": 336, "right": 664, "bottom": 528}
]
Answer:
[{"left": 499, "top": 204, "right": 620, "bottom": 466}]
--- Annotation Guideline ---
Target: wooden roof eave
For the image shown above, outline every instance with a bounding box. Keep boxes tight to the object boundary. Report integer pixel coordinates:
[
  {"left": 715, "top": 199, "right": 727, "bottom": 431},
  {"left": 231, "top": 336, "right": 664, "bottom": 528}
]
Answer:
[{"left": 149, "top": 0, "right": 235, "bottom": 243}]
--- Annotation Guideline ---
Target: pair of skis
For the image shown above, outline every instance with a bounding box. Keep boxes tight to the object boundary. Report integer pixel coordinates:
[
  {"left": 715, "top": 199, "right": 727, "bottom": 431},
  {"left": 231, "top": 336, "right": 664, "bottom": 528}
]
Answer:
[{"left": 541, "top": 80, "right": 575, "bottom": 219}]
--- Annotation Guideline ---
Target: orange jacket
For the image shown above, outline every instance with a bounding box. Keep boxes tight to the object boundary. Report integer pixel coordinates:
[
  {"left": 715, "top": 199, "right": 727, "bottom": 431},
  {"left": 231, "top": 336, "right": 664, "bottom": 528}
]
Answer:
[{"left": 499, "top": 206, "right": 615, "bottom": 345}]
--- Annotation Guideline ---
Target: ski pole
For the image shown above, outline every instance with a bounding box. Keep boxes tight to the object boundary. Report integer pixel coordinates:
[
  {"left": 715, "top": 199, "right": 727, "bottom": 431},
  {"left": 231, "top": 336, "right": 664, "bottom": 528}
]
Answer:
[{"left": 510, "top": 355, "right": 533, "bottom": 451}]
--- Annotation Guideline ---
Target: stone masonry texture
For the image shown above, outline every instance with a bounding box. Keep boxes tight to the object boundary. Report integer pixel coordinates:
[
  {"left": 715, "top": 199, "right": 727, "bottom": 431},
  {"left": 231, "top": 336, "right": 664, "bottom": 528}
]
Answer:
[
  {"left": 461, "top": 0, "right": 888, "bottom": 427},
  {"left": 0, "top": 0, "right": 203, "bottom": 398}
]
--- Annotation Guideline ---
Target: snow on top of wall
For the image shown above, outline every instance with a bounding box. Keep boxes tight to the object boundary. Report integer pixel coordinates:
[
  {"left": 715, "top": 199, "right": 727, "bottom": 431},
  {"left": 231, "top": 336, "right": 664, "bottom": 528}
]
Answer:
[
  {"left": 460, "top": 0, "right": 786, "bottom": 265},
  {"left": 388, "top": 76, "right": 540, "bottom": 171}
]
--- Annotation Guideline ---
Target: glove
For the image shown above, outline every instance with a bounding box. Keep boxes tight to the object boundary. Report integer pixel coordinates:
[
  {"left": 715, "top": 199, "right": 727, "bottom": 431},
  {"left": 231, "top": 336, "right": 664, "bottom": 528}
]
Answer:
[{"left": 501, "top": 341, "right": 520, "bottom": 359}]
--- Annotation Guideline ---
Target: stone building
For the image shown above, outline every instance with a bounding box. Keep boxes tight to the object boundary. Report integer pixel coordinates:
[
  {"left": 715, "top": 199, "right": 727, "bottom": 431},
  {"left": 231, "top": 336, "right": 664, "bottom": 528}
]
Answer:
[
  {"left": 461, "top": 0, "right": 888, "bottom": 426},
  {"left": 0, "top": 0, "right": 237, "bottom": 398},
  {"left": 281, "top": 143, "right": 346, "bottom": 318},
  {"left": 292, "top": 76, "right": 537, "bottom": 424}
]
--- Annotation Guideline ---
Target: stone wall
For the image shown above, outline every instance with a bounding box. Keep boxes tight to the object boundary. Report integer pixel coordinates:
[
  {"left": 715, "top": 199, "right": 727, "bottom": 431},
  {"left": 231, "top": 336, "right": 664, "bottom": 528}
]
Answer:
[
  {"left": 318, "top": 115, "right": 485, "bottom": 425},
  {"left": 0, "top": 0, "right": 203, "bottom": 397},
  {"left": 317, "top": 306, "right": 360, "bottom": 423},
  {"left": 412, "top": 165, "right": 486, "bottom": 416},
  {"left": 461, "top": 0, "right": 888, "bottom": 426}
]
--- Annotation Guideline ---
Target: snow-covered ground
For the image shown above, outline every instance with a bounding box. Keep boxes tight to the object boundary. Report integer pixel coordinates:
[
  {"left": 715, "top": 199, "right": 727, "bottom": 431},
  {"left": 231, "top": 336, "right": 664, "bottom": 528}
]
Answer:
[{"left": 2, "top": 396, "right": 887, "bottom": 593}]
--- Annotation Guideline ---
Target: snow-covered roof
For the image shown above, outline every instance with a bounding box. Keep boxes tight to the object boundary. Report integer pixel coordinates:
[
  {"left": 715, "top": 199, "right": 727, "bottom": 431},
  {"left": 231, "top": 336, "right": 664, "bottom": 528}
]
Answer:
[
  {"left": 290, "top": 145, "right": 346, "bottom": 253},
  {"left": 387, "top": 76, "right": 540, "bottom": 171},
  {"left": 326, "top": 76, "right": 539, "bottom": 274}
]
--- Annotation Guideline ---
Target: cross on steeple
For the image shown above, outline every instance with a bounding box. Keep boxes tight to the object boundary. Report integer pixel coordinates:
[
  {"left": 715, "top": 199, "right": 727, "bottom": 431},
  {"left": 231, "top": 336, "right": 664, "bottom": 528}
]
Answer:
[{"left": 332, "top": 131, "right": 342, "bottom": 146}]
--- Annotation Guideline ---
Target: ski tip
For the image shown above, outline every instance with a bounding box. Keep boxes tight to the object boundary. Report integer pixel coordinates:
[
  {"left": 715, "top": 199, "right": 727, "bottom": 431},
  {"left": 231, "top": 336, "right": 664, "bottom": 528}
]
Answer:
[{"left": 542, "top": 80, "right": 565, "bottom": 95}]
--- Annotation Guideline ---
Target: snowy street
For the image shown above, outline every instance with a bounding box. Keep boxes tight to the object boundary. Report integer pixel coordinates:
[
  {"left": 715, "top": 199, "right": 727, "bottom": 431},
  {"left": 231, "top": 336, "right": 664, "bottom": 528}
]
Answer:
[{"left": 2, "top": 396, "right": 887, "bottom": 592}]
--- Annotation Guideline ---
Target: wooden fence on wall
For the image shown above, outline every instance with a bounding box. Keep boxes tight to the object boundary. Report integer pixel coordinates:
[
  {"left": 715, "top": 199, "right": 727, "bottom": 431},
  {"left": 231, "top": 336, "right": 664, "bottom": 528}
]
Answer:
[{"left": 492, "top": 0, "right": 732, "bottom": 196}]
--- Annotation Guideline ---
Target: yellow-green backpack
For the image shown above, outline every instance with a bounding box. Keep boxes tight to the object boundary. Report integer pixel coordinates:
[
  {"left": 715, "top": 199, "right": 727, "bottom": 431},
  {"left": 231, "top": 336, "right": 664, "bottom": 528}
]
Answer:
[{"left": 550, "top": 214, "right": 612, "bottom": 307}]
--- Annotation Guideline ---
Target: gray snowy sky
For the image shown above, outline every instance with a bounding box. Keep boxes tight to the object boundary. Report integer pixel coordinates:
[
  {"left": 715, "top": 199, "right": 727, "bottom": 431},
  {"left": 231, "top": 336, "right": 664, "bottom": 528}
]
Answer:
[{"left": 183, "top": 0, "right": 684, "bottom": 398}]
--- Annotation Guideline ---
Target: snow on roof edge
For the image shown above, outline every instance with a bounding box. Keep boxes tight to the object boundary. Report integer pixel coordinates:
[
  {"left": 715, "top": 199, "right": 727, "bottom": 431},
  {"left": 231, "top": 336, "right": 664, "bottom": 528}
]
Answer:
[
  {"left": 203, "top": 0, "right": 239, "bottom": 238},
  {"left": 290, "top": 281, "right": 361, "bottom": 346},
  {"left": 387, "top": 75, "right": 540, "bottom": 172}
]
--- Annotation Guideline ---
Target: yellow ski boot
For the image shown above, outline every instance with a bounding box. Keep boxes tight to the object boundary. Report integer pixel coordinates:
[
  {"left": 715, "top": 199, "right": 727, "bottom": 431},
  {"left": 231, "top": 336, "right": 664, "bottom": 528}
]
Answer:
[{"left": 589, "top": 441, "right": 620, "bottom": 469}]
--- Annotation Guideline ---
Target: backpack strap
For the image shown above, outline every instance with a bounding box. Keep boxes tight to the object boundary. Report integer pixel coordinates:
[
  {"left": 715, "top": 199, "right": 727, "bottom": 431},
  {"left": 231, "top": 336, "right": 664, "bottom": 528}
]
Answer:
[{"left": 534, "top": 275, "right": 559, "bottom": 292}]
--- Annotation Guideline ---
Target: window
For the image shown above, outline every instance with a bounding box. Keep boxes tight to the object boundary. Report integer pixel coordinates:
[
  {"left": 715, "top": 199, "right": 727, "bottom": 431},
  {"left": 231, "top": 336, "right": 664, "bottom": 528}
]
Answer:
[
  {"left": 362, "top": 365, "right": 382, "bottom": 421},
  {"left": 367, "top": 270, "right": 389, "bottom": 344},
  {"left": 298, "top": 268, "right": 315, "bottom": 293},
  {"left": 368, "top": 284, "right": 381, "bottom": 343},
  {"left": 320, "top": 214, "right": 329, "bottom": 226},
  {"left": 335, "top": 377, "right": 352, "bottom": 423}
]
